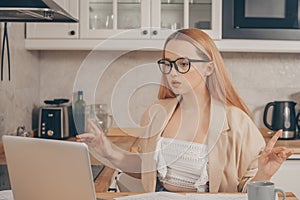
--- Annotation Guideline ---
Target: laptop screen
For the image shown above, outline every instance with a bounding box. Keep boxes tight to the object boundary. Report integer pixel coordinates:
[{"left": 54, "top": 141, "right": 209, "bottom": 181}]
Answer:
[{"left": 3, "top": 135, "right": 98, "bottom": 200}]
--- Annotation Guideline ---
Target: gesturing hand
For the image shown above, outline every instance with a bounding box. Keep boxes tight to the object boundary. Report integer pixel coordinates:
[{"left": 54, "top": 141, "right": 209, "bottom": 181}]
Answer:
[
  {"left": 257, "top": 130, "right": 293, "bottom": 180},
  {"left": 76, "top": 118, "right": 114, "bottom": 159}
]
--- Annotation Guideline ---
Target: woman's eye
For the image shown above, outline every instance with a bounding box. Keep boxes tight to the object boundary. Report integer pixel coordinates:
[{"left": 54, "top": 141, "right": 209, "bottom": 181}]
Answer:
[{"left": 179, "top": 62, "right": 189, "bottom": 68}]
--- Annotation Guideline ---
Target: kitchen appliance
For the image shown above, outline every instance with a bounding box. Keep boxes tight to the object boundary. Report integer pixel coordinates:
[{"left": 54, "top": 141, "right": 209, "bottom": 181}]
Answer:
[
  {"left": 223, "top": 0, "right": 300, "bottom": 40},
  {"left": 16, "top": 126, "right": 30, "bottom": 137},
  {"left": 297, "top": 112, "right": 300, "bottom": 138},
  {"left": 263, "top": 101, "right": 297, "bottom": 139},
  {"left": 38, "top": 99, "right": 76, "bottom": 139},
  {"left": 0, "top": 164, "right": 11, "bottom": 190},
  {"left": 0, "top": 0, "right": 77, "bottom": 22}
]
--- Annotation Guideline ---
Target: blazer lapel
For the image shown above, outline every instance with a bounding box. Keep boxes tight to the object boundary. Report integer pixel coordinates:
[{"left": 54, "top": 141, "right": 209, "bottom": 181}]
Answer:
[
  {"left": 141, "top": 98, "right": 179, "bottom": 192},
  {"left": 151, "top": 98, "right": 179, "bottom": 139},
  {"left": 208, "top": 98, "right": 230, "bottom": 192}
]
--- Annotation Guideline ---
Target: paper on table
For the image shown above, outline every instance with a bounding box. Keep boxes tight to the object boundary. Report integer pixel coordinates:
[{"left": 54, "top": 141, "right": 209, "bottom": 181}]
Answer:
[
  {"left": 114, "top": 192, "right": 248, "bottom": 200},
  {"left": 114, "top": 191, "right": 185, "bottom": 200},
  {"left": 0, "top": 190, "right": 14, "bottom": 200},
  {"left": 186, "top": 193, "right": 247, "bottom": 200}
]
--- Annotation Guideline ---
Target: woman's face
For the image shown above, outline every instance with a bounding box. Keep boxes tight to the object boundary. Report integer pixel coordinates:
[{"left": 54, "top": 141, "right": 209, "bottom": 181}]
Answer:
[{"left": 163, "top": 39, "right": 212, "bottom": 95}]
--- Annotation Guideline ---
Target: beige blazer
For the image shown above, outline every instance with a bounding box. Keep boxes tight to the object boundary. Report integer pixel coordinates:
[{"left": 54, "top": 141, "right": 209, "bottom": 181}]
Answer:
[{"left": 132, "top": 97, "right": 266, "bottom": 192}]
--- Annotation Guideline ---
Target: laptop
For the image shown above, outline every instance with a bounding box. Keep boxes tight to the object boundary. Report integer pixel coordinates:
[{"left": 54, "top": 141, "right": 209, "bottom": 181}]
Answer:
[{"left": 2, "top": 135, "right": 99, "bottom": 200}]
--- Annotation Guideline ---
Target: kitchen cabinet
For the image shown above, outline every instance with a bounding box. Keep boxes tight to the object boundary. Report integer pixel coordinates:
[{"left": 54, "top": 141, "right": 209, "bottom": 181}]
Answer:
[
  {"left": 80, "top": 0, "right": 221, "bottom": 40},
  {"left": 271, "top": 154, "right": 300, "bottom": 199},
  {"left": 25, "top": 1, "right": 300, "bottom": 52},
  {"left": 80, "top": 0, "right": 150, "bottom": 39},
  {"left": 26, "top": 0, "right": 79, "bottom": 39},
  {"left": 25, "top": 0, "right": 221, "bottom": 50}
]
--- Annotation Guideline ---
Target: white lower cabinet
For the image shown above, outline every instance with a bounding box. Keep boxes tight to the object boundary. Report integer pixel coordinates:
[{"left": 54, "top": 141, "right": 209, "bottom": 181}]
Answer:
[{"left": 271, "top": 155, "right": 300, "bottom": 199}]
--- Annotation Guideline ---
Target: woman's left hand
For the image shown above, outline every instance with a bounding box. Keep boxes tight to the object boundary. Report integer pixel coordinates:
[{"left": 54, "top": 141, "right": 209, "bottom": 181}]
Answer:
[{"left": 256, "top": 130, "right": 293, "bottom": 181}]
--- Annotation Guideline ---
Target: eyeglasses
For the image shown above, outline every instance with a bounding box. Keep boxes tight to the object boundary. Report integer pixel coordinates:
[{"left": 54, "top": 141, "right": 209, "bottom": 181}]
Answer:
[{"left": 157, "top": 57, "right": 210, "bottom": 74}]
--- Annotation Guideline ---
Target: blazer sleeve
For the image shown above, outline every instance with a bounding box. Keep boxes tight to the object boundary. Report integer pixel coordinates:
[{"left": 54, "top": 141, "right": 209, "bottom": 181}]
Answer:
[
  {"left": 237, "top": 112, "right": 266, "bottom": 192},
  {"left": 129, "top": 103, "right": 151, "bottom": 153}
]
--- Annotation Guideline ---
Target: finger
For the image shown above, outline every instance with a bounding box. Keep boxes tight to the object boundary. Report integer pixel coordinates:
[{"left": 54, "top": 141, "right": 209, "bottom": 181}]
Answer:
[
  {"left": 76, "top": 133, "right": 96, "bottom": 139},
  {"left": 272, "top": 147, "right": 287, "bottom": 158},
  {"left": 87, "top": 119, "right": 103, "bottom": 135},
  {"left": 272, "top": 146, "right": 286, "bottom": 154},
  {"left": 286, "top": 151, "right": 293, "bottom": 158},
  {"left": 76, "top": 137, "right": 88, "bottom": 143},
  {"left": 271, "top": 148, "right": 293, "bottom": 162},
  {"left": 76, "top": 133, "right": 95, "bottom": 142},
  {"left": 76, "top": 137, "right": 91, "bottom": 143},
  {"left": 261, "top": 146, "right": 284, "bottom": 155},
  {"left": 265, "top": 129, "right": 282, "bottom": 152},
  {"left": 278, "top": 149, "right": 293, "bottom": 160},
  {"left": 270, "top": 152, "right": 284, "bottom": 163}
]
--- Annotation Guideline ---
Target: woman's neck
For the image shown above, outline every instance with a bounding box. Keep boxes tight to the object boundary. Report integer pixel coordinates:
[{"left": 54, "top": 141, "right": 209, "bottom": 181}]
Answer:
[
  {"left": 171, "top": 84, "right": 211, "bottom": 143},
  {"left": 179, "top": 84, "right": 211, "bottom": 112}
]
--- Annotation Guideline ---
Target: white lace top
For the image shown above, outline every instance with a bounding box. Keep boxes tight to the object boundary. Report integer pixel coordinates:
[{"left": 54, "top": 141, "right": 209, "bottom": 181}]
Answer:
[{"left": 154, "top": 137, "right": 209, "bottom": 192}]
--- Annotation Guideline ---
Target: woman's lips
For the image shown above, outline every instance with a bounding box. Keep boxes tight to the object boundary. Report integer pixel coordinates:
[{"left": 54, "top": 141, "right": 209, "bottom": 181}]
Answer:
[{"left": 171, "top": 80, "right": 181, "bottom": 88}]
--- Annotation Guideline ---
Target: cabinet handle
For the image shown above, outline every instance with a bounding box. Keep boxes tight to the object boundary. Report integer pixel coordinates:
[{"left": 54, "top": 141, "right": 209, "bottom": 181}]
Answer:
[
  {"left": 142, "top": 30, "right": 148, "bottom": 35},
  {"left": 69, "top": 30, "right": 76, "bottom": 36},
  {"left": 152, "top": 30, "right": 158, "bottom": 35}
]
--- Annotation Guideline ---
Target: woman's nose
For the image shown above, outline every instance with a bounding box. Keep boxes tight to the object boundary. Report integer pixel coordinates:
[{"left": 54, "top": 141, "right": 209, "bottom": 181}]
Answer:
[{"left": 170, "top": 67, "right": 178, "bottom": 77}]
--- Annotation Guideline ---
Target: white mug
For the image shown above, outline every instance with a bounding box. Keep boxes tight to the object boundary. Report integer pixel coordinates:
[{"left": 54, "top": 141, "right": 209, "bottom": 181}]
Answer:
[{"left": 247, "top": 181, "right": 285, "bottom": 200}]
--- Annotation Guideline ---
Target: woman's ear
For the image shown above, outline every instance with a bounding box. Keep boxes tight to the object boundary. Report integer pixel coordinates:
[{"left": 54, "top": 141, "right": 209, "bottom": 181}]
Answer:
[{"left": 204, "top": 62, "right": 215, "bottom": 77}]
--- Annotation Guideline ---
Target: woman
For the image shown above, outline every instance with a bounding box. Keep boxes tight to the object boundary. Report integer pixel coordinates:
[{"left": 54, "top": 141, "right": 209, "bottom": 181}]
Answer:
[{"left": 76, "top": 28, "right": 292, "bottom": 193}]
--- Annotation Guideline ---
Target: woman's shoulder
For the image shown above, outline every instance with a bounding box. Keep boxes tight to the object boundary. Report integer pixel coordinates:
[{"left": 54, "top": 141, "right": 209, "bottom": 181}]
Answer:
[
  {"left": 225, "top": 105, "right": 251, "bottom": 121},
  {"left": 225, "top": 105, "right": 265, "bottom": 141},
  {"left": 225, "top": 105, "right": 259, "bottom": 133},
  {"left": 224, "top": 105, "right": 265, "bottom": 148}
]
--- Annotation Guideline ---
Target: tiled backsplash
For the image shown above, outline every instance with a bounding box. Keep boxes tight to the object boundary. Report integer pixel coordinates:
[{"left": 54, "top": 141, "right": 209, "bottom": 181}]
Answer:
[
  {"left": 38, "top": 50, "right": 300, "bottom": 129},
  {"left": 1, "top": 24, "right": 300, "bottom": 137},
  {"left": 223, "top": 52, "right": 300, "bottom": 127}
]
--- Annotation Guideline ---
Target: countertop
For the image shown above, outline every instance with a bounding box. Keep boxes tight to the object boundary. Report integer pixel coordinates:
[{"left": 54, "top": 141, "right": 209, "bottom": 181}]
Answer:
[
  {"left": 94, "top": 192, "right": 298, "bottom": 200},
  {"left": 260, "top": 128, "right": 300, "bottom": 154}
]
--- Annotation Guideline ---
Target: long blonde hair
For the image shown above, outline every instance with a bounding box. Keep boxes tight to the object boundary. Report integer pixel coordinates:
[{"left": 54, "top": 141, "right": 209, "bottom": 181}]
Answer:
[{"left": 157, "top": 28, "right": 251, "bottom": 117}]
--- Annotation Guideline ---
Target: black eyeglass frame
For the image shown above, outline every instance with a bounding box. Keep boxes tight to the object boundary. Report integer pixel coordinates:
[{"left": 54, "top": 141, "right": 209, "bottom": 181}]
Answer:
[{"left": 157, "top": 57, "right": 211, "bottom": 74}]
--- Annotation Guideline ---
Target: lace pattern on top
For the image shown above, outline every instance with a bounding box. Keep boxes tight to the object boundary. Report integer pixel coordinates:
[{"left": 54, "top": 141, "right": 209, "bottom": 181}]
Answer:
[{"left": 154, "top": 137, "right": 209, "bottom": 192}]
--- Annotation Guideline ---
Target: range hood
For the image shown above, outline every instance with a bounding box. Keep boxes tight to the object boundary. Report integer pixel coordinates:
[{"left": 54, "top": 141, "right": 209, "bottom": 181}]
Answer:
[{"left": 0, "top": 0, "right": 77, "bottom": 22}]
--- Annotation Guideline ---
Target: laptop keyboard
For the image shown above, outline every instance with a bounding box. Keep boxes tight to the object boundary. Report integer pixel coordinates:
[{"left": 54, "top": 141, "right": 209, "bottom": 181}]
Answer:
[
  {"left": 0, "top": 165, "right": 11, "bottom": 190},
  {"left": 91, "top": 165, "right": 105, "bottom": 181}
]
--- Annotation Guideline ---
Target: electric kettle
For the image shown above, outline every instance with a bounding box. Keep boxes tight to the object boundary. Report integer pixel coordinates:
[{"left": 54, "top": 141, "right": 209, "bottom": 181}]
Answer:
[{"left": 263, "top": 101, "right": 297, "bottom": 139}]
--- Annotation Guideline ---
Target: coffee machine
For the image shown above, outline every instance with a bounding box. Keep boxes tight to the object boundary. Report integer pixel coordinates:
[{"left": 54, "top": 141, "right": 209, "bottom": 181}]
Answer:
[{"left": 38, "top": 99, "right": 76, "bottom": 139}]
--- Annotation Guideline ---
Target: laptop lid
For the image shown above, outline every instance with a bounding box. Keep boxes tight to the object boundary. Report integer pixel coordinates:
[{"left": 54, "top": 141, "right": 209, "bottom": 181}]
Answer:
[{"left": 2, "top": 135, "right": 97, "bottom": 200}]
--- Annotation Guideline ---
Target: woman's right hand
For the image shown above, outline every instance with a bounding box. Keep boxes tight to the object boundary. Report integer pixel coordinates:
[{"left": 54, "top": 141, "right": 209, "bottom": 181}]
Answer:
[{"left": 76, "top": 118, "right": 114, "bottom": 159}]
